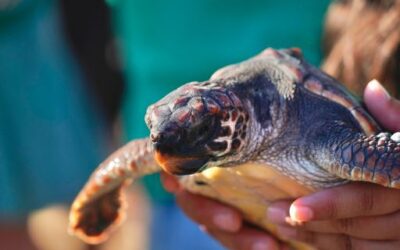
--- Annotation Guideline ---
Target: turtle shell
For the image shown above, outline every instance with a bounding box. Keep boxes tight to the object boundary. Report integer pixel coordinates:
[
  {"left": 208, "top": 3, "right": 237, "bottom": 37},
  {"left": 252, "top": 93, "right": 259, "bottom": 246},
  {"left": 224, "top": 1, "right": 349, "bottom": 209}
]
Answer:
[
  {"left": 302, "top": 66, "right": 380, "bottom": 136},
  {"left": 214, "top": 48, "right": 380, "bottom": 136}
]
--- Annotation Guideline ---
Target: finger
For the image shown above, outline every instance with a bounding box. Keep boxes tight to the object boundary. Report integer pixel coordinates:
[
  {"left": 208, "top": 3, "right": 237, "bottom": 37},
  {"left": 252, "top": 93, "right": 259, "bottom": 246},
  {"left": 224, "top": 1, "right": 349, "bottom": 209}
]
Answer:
[
  {"left": 276, "top": 226, "right": 400, "bottom": 250},
  {"left": 364, "top": 79, "right": 400, "bottom": 131},
  {"left": 175, "top": 190, "right": 242, "bottom": 232},
  {"left": 267, "top": 199, "right": 400, "bottom": 240},
  {"left": 297, "top": 210, "right": 400, "bottom": 240},
  {"left": 160, "top": 172, "right": 181, "bottom": 193},
  {"left": 267, "top": 200, "right": 291, "bottom": 224},
  {"left": 289, "top": 182, "right": 400, "bottom": 222},
  {"left": 207, "top": 225, "right": 281, "bottom": 250},
  {"left": 276, "top": 226, "right": 337, "bottom": 250}
]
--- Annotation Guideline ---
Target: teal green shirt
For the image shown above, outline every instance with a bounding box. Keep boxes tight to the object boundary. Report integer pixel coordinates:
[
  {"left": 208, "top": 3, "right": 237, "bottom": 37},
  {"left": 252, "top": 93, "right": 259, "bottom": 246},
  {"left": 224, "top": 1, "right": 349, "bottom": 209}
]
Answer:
[
  {"left": 109, "top": 0, "right": 331, "bottom": 203},
  {"left": 0, "top": 0, "right": 109, "bottom": 218}
]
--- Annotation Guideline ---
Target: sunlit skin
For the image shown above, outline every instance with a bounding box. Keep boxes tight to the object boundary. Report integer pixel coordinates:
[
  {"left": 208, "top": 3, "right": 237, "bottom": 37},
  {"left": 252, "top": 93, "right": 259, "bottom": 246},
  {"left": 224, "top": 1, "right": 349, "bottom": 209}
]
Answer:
[{"left": 161, "top": 80, "right": 400, "bottom": 250}]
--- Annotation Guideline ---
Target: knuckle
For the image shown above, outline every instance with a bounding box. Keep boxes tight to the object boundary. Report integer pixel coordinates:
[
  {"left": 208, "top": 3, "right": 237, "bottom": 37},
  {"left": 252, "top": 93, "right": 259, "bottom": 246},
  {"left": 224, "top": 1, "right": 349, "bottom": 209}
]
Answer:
[
  {"left": 335, "top": 218, "right": 356, "bottom": 234},
  {"left": 359, "top": 186, "right": 375, "bottom": 213},
  {"left": 324, "top": 198, "right": 339, "bottom": 219}
]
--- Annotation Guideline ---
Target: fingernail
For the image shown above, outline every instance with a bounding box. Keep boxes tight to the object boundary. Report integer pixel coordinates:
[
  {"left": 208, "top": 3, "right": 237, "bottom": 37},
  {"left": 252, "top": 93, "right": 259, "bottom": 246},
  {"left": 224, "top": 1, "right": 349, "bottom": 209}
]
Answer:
[
  {"left": 276, "top": 226, "right": 297, "bottom": 239},
  {"left": 267, "top": 207, "right": 287, "bottom": 224},
  {"left": 252, "top": 240, "right": 277, "bottom": 250},
  {"left": 368, "top": 79, "right": 390, "bottom": 100},
  {"left": 289, "top": 204, "right": 313, "bottom": 222},
  {"left": 213, "top": 212, "right": 238, "bottom": 232}
]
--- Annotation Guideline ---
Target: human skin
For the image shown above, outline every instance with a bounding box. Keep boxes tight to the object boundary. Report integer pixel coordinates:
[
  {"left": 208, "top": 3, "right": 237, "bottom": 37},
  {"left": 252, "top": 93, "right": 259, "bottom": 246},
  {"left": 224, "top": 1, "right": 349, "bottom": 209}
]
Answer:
[{"left": 161, "top": 80, "right": 400, "bottom": 250}]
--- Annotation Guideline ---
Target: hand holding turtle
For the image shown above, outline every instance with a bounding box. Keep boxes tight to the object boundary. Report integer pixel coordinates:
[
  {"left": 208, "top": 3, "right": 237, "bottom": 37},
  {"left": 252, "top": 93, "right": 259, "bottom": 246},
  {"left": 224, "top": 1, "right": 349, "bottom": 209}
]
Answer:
[
  {"left": 267, "top": 80, "right": 400, "bottom": 249},
  {"left": 161, "top": 172, "right": 282, "bottom": 250},
  {"left": 162, "top": 80, "right": 400, "bottom": 250}
]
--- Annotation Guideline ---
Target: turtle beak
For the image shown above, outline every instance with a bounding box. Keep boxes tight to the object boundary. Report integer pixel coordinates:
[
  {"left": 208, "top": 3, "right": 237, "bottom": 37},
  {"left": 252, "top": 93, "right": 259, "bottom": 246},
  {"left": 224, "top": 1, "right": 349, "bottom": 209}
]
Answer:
[
  {"left": 154, "top": 151, "right": 209, "bottom": 175},
  {"left": 148, "top": 118, "right": 213, "bottom": 175}
]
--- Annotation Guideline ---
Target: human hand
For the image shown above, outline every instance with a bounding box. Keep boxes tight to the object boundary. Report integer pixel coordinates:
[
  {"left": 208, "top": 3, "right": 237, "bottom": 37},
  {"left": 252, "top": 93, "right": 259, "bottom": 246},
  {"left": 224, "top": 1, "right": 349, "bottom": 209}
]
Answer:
[
  {"left": 267, "top": 80, "right": 400, "bottom": 249},
  {"left": 160, "top": 173, "right": 282, "bottom": 250}
]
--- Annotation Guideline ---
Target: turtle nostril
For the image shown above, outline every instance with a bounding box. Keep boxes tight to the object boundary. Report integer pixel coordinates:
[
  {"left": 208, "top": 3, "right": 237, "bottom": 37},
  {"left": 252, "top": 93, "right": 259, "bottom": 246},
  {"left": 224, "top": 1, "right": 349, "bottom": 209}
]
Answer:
[
  {"left": 151, "top": 132, "right": 168, "bottom": 144},
  {"left": 152, "top": 126, "right": 181, "bottom": 148},
  {"left": 150, "top": 133, "right": 159, "bottom": 142}
]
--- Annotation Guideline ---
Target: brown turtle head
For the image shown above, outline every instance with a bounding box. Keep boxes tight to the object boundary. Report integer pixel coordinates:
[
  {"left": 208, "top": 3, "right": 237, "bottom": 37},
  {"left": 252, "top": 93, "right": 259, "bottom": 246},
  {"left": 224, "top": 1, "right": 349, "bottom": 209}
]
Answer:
[
  {"left": 145, "top": 81, "right": 249, "bottom": 175},
  {"left": 146, "top": 48, "right": 307, "bottom": 175}
]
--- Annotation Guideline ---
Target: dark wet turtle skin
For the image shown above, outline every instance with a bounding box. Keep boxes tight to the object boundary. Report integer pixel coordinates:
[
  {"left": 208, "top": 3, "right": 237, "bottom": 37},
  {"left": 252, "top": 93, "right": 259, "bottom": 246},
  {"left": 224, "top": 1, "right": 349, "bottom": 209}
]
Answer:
[{"left": 69, "top": 48, "right": 400, "bottom": 249}]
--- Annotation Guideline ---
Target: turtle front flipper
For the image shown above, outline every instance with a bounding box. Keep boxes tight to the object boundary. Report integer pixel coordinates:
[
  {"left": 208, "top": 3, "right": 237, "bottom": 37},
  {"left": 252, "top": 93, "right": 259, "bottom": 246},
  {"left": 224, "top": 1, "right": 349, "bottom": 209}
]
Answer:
[
  {"left": 69, "top": 138, "right": 161, "bottom": 244},
  {"left": 330, "top": 132, "right": 400, "bottom": 188}
]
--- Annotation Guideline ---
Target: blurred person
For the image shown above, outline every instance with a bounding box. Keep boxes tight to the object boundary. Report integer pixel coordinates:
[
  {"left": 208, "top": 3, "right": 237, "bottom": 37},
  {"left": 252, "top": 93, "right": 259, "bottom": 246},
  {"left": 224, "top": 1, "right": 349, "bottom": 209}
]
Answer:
[
  {"left": 106, "top": 0, "right": 331, "bottom": 249},
  {"left": 322, "top": 0, "right": 400, "bottom": 97},
  {"left": 0, "top": 0, "right": 145, "bottom": 250}
]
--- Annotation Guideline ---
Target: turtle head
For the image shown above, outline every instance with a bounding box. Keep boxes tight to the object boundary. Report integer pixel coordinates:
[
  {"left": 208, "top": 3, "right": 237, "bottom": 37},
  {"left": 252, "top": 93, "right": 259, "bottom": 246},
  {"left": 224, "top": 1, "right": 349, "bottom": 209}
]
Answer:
[{"left": 145, "top": 81, "right": 249, "bottom": 175}]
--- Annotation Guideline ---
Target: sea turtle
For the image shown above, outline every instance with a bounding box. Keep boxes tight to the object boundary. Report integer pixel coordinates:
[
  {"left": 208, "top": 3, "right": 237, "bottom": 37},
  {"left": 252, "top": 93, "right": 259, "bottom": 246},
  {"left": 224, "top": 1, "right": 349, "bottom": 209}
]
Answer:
[{"left": 69, "top": 48, "right": 400, "bottom": 249}]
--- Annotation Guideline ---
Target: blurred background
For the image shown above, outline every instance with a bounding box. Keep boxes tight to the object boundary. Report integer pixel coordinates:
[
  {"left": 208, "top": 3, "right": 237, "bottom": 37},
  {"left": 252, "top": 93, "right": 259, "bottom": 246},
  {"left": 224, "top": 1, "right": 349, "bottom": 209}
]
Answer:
[
  {"left": 0, "top": 0, "right": 398, "bottom": 249},
  {"left": 0, "top": 0, "right": 128, "bottom": 249}
]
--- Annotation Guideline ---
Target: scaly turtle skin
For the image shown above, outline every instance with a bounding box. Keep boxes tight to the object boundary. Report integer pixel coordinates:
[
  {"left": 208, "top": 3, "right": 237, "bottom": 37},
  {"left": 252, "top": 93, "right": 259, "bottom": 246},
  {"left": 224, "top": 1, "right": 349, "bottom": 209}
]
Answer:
[{"left": 69, "top": 48, "right": 400, "bottom": 249}]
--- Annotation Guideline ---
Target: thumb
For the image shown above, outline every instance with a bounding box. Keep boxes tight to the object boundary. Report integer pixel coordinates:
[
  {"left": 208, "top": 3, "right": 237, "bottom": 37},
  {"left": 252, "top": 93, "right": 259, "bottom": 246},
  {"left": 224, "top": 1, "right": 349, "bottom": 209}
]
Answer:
[{"left": 363, "top": 79, "right": 400, "bottom": 132}]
